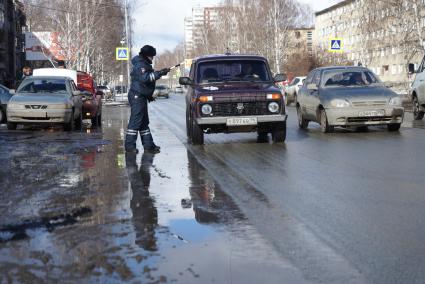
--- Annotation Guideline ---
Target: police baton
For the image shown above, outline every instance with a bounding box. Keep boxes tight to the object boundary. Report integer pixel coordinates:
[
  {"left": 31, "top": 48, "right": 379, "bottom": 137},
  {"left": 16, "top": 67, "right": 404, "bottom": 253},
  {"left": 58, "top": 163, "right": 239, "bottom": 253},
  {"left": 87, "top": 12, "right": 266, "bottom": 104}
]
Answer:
[{"left": 169, "top": 63, "right": 181, "bottom": 71}]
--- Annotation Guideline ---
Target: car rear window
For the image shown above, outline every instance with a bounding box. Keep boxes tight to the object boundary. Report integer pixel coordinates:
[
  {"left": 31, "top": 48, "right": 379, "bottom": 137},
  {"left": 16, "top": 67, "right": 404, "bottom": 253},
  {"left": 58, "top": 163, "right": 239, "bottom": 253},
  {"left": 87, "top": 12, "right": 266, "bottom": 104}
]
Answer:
[
  {"left": 18, "top": 79, "right": 67, "bottom": 93},
  {"left": 322, "top": 70, "right": 381, "bottom": 88},
  {"left": 156, "top": 85, "right": 167, "bottom": 90},
  {"left": 196, "top": 60, "right": 271, "bottom": 83}
]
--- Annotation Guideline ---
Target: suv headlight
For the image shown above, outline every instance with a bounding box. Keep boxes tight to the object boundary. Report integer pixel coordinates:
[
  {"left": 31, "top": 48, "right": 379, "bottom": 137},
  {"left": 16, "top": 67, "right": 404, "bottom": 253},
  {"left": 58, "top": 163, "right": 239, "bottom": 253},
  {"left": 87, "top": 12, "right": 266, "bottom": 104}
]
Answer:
[
  {"left": 389, "top": 97, "right": 402, "bottom": 106},
  {"left": 268, "top": 102, "right": 280, "bottom": 113},
  {"left": 201, "top": 104, "right": 212, "bottom": 115},
  {"left": 330, "top": 99, "right": 350, "bottom": 108}
]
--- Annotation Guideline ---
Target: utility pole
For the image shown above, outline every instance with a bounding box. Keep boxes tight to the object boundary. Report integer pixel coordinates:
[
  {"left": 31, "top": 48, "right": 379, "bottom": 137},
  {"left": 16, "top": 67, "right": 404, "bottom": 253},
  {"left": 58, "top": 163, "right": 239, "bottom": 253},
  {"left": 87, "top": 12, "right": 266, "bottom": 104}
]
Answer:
[{"left": 124, "top": 0, "right": 131, "bottom": 89}]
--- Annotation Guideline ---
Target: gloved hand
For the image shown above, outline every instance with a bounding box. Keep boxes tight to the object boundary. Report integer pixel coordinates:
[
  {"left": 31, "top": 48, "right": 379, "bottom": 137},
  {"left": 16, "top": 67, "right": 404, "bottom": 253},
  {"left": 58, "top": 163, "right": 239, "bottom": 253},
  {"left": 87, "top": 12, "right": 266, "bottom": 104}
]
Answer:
[
  {"left": 159, "top": 68, "right": 170, "bottom": 76},
  {"left": 147, "top": 95, "right": 156, "bottom": 102}
]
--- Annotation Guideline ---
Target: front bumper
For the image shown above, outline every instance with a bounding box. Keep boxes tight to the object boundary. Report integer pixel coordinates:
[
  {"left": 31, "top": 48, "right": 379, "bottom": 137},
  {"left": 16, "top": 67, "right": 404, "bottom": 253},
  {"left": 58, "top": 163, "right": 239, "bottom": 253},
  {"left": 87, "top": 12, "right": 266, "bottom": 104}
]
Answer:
[
  {"left": 7, "top": 109, "right": 72, "bottom": 123},
  {"left": 326, "top": 107, "right": 404, "bottom": 126},
  {"left": 196, "top": 114, "right": 287, "bottom": 125}
]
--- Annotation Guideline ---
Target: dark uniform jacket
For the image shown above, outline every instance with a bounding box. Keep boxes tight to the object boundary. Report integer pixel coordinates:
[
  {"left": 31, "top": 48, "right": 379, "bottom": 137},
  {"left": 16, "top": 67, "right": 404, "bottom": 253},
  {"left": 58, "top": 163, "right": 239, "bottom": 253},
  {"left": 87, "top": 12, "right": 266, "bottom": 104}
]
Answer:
[{"left": 129, "top": 56, "right": 161, "bottom": 97}]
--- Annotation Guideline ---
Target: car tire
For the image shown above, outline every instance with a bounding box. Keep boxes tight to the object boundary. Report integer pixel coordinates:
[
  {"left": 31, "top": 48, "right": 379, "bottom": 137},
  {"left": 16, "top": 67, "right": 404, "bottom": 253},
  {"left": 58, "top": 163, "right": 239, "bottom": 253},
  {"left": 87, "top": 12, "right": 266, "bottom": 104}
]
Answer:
[
  {"left": 387, "top": 123, "right": 401, "bottom": 132},
  {"left": 75, "top": 111, "right": 83, "bottom": 130},
  {"left": 320, "top": 109, "right": 334, "bottom": 133},
  {"left": 91, "top": 114, "right": 98, "bottom": 126},
  {"left": 257, "top": 132, "right": 269, "bottom": 143},
  {"left": 191, "top": 117, "right": 204, "bottom": 145},
  {"left": 7, "top": 122, "right": 17, "bottom": 130},
  {"left": 97, "top": 112, "right": 102, "bottom": 126},
  {"left": 297, "top": 106, "right": 309, "bottom": 129},
  {"left": 272, "top": 122, "right": 287, "bottom": 143},
  {"left": 64, "top": 111, "right": 75, "bottom": 131},
  {"left": 0, "top": 108, "right": 5, "bottom": 123},
  {"left": 413, "top": 96, "right": 424, "bottom": 120},
  {"left": 284, "top": 93, "right": 290, "bottom": 106}
]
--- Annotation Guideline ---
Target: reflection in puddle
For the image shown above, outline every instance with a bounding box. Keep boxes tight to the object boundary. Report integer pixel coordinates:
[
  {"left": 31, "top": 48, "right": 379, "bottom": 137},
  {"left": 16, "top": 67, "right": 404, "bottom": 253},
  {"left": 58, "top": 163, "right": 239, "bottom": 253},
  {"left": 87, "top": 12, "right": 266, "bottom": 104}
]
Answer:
[{"left": 0, "top": 106, "right": 304, "bottom": 283}]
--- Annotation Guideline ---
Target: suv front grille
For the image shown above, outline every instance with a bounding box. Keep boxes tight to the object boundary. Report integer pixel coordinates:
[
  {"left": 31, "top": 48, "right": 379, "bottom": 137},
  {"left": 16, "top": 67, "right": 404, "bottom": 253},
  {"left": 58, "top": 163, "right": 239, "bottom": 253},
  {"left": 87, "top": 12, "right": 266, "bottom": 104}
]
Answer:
[{"left": 209, "top": 102, "right": 270, "bottom": 116}]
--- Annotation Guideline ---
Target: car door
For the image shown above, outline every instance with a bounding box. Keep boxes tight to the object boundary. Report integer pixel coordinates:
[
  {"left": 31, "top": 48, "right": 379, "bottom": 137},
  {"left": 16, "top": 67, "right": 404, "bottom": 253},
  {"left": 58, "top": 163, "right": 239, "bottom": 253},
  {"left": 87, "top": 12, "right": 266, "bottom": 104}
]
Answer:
[
  {"left": 309, "top": 71, "right": 322, "bottom": 121},
  {"left": 298, "top": 71, "right": 314, "bottom": 116},
  {"left": 414, "top": 56, "right": 425, "bottom": 102},
  {"left": 69, "top": 80, "right": 82, "bottom": 116},
  {"left": 303, "top": 70, "right": 320, "bottom": 119}
]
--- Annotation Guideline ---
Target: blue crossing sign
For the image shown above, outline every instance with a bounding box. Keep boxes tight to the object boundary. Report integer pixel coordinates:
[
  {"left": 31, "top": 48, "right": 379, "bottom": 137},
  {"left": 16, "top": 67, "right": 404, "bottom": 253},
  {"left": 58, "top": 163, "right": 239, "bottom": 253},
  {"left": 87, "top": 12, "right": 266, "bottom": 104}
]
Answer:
[
  {"left": 116, "top": 47, "right": 129, "bottom": 61},
  {"left": 329, "top": 38, "right": 343, "bottom": 53}
]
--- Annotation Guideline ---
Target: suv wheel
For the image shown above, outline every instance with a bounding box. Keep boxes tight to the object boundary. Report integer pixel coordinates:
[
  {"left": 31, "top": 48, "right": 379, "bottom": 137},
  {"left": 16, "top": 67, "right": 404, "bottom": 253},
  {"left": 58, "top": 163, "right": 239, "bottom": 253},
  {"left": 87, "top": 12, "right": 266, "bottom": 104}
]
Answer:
[
  {"left": 320, "top": 109, "right": 334, "bottom": 133},
  {"left": 297, "top": 106, "right": 309, "bottom": 129},
  {"left": 387, "top": 123, "right": 401, "bottom": 132},
  {"left": 191, "top": 118, "right": 204, "bottom": 145},
  {"left": 257, "top": 132, "right": 269, "bottom": 143},
  {"left": 413, "top": 96, "right": 424, "bottom": 120},
  {"left": 272, "top": 122, "right": 286, "bottom": 143},
  {"left": 7, "top": 122, "right": 17, "bottom": 130}
]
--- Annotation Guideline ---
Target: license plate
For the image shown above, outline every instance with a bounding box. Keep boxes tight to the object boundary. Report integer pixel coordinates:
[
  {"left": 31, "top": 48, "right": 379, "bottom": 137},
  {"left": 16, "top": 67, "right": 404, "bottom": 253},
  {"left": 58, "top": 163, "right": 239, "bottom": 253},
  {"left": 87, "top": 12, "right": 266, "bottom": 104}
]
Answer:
[
  {"left": 226, "top": 117, "right": 258, "bottom": 126},
  {"left": 358, "top": 110, "right": 385, "bottom": 117},
  {"left": 26, "top": 111, "right": 47, "bottom": 118}
]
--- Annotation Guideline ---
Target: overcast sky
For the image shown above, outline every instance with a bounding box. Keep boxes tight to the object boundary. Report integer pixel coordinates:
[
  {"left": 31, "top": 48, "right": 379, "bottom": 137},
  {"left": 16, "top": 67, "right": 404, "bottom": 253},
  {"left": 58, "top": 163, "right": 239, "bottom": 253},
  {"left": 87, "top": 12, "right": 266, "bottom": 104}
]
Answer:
[{"left": 131, "top": 0, "right": 341, "bottom": 55}]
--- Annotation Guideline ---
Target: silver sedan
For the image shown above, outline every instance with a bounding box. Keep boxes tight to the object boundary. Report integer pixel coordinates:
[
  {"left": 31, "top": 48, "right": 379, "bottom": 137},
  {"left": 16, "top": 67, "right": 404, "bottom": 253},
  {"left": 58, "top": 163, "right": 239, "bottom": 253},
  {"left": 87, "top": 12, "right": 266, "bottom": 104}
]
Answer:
[
  {"left": 6, "top": 76, "right": 83, "bottom": 131},
  {"left": 297, "top": 67, "right": 404, "bottom": 133}
]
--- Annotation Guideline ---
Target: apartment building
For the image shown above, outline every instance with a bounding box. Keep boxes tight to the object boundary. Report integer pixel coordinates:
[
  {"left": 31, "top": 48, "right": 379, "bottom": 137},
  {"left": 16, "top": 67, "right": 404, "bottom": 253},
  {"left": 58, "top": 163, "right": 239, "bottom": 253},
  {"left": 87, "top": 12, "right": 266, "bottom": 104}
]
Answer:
[
  {"left": 184, "top": 6, "right": 221, "bottom": 58},
  {"left": 314, "top": 0, "right": 424, "bottom": 83},
  {"left": 0, "top": 0, "right": 26, "bottom": 88},
  {"left": 284, "top": 27, "right": 314, "bottom": 77}
]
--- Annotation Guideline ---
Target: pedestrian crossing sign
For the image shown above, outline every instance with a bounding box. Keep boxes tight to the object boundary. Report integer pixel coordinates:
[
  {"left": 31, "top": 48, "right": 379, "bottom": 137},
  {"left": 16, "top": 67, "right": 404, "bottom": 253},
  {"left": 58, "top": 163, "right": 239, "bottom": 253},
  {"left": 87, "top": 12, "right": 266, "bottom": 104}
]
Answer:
[
  {"left": 329, "top": 38, "right": 343, "bottom": 53},
  {"left": 116, "top": 47, "right": 129, "bottom": 61}
]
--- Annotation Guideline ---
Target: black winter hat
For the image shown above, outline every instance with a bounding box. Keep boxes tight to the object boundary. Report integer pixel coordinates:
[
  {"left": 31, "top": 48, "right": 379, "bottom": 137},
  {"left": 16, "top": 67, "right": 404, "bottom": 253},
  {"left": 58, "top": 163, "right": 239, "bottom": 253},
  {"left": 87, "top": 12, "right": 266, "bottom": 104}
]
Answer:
[{"left": 139, "top": 45, "right": 156, "bottom": 57}]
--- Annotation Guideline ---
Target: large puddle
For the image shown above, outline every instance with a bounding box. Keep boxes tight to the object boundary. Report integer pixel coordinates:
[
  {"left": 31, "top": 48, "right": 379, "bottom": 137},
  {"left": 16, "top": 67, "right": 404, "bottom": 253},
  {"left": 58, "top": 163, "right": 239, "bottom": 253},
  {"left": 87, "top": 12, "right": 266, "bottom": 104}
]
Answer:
[{"left": 0, "top": 106, "right": 307, "bottom": 283}]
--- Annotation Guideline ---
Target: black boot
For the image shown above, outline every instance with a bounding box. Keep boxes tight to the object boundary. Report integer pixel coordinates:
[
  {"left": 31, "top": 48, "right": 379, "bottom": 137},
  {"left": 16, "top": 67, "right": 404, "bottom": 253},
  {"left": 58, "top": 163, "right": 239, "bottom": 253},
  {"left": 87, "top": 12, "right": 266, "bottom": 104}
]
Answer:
[{"left": 144, "top": 144, "right": 160, "bottom": 154}]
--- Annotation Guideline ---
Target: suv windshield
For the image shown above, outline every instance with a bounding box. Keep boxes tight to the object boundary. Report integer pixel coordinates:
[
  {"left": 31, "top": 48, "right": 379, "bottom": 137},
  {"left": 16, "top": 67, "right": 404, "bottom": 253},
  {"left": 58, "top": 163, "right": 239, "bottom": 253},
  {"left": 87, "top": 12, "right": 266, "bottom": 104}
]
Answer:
[
  {"left": 18, "top": 79, "right": 68, "bottom": 93},
  {"left": 322, "top": 70, "right": 381, "bottom": 88},
  {"left": 196, "top": 60, "right": 271, "bottom": 84}
]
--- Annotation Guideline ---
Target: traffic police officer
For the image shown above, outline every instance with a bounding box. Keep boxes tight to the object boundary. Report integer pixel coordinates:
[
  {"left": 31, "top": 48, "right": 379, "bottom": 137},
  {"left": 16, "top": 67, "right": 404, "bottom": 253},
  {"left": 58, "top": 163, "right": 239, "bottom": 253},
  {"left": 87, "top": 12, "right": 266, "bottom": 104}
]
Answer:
[{"left": 125, "top": 45, "right": 170, "bottom": 153}]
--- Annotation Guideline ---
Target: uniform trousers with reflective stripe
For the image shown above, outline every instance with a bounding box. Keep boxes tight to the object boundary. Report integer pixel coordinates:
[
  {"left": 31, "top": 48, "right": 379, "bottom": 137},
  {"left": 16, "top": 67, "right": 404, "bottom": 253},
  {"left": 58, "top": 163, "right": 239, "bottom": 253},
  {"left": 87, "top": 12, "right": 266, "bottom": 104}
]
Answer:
[{"left": 125, "top": 91, "right": 155, "bottom": 151}]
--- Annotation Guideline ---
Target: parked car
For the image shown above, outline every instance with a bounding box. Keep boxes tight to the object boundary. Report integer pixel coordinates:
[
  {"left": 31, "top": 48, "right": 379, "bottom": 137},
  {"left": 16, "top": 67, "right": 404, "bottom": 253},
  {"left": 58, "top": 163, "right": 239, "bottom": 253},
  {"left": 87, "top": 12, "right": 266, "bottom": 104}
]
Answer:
[
  {"left": 153, "top": 84, "right": 171, "bottom": 98},
  {"left": 284, "top": 76, "right": 306, "bottom": 105},
  {"left": 77, "top": 71, "right": 102, "bottom": 126},
  {"left": 174, "top": 85, "right": 183, "bottom": 93},
  {"left": 297, "top": 66, "right": 404, "bottom": 133},
  {"left": 408, "top": 60, "right": 425, "bottom": 120},
  {"left": 0, "top": 83, "right": 13, "bottom": 123},
  {"left": 180, "top": 54, "right": 287, "bottom": 145},
  {"left": 6, "top": 77, "right": 83, "bottom": 131},
  {"left": 114, "top": 85, "right": 128, "bottom": 103},
  {"left": 97, "top": 85, "right": 113, "bottom": 100}
]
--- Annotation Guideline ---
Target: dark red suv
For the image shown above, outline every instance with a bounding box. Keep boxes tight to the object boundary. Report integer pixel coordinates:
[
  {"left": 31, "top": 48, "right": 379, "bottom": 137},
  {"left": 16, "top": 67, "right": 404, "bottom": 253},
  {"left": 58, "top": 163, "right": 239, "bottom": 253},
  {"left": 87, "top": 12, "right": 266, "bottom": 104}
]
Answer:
[{"left": 179, "top": 54, "right": 287, "bottom": 145}]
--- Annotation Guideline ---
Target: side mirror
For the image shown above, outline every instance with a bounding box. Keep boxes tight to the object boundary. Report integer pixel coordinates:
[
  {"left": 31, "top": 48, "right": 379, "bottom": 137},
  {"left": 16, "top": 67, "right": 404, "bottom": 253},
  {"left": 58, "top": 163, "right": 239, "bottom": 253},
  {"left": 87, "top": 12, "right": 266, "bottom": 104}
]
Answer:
[
  {"left": 179, "top": 77, "right": 193, "bottom": 86},
  {"left": 274, "top": 73, "right": 287, "bottom": 82},
  {"left": 307, "top": 83, "right": 318, "bottom": 91},
  {"left": 408, "top": 63, "right": 416, "bottom": 74}
]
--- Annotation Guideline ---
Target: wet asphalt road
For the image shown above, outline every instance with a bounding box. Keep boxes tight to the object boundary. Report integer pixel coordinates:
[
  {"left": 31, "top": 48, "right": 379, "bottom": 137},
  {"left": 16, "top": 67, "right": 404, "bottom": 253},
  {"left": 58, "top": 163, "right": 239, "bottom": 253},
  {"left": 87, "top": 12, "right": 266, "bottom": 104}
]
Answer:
[{"left": 1, "top": 94, "right": 425, "bottom": 283}]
